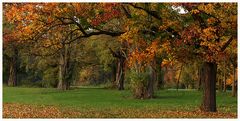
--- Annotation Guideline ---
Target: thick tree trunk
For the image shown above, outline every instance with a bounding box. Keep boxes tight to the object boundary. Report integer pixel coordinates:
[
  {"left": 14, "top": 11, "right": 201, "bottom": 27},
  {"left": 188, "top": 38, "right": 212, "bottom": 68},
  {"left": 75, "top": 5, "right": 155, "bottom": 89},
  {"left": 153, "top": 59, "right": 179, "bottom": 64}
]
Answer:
[
  {"left": 58, "top": 45, "right": 70, "bottom": 90},
  {"left": 8, "top": 48, "right": 18, "bottom": 86},
  {"left": 201, "top": 62, "right": 217, "bottom": 112},
  {"left": 232, "top": 68, "right": 237, "bottom": 97}
]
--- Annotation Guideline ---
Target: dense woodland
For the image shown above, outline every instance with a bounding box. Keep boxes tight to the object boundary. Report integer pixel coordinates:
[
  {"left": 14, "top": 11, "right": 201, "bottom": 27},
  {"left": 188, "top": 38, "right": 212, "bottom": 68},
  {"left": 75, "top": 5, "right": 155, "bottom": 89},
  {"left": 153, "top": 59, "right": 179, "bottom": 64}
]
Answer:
[{"left": 3, "top": 3, "right": 237, "bottom": 113}]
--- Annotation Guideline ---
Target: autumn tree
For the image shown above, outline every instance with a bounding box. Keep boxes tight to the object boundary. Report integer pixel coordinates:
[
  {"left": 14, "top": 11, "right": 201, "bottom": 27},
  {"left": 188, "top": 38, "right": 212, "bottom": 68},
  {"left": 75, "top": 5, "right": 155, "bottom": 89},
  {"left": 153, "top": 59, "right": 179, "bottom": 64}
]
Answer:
[
  {"left": 118, "top": 3, "right": 173, "bottom": 98},
  {"left": 3, "top": 3, "right": 125, "bottom": 90},
  {"left": 3, "top": 4, "right": 23, "bottom": 86},
  {"left": 166, "top": 3, "right": 237, "bottom": 112},
  {"left": 3, "top": 21, "right": 19, "bottom": 86},
  {"left": 123, "top": 3, "right": 237, "bottom": 110}
]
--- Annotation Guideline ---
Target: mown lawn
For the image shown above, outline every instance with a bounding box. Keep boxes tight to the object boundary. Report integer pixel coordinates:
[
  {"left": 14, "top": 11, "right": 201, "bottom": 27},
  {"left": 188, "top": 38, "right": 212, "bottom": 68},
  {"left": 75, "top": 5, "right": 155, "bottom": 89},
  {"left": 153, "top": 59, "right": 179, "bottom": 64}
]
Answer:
[{"left": 3, "top": 86, "right": 237, "bottom": 118}]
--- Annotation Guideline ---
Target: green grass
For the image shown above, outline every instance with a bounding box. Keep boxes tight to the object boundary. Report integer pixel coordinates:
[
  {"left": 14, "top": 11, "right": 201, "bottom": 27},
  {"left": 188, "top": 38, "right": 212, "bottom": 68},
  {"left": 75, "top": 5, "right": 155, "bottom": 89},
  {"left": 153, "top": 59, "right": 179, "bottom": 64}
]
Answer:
[{"left": 3, "top": 86, "right": 237, "bottom": 113}]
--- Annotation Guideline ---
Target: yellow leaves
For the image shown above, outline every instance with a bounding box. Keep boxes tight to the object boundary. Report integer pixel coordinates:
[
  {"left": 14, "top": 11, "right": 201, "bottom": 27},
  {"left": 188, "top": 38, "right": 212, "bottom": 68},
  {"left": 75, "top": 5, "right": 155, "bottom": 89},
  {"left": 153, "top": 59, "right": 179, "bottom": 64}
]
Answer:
[
  {"left": 161, "top": 59, "right": 174, "bottom": 67},
  {"left": 160, "top": 41, "right": 171, "bottom": 54},
  {"left": 200, "top": 27, "right": 217, "bottom": 41},
  {"left": 128, "top": 41, "right": 158, "bottom": 71},
  {"left": 203, "top": 27, "right": 216, "bottom": 36},
  {"left": 159, "top": 25, "right": 168, "bottom": 31},
  {"left": 134, "top": 9, "right": 148, "bottom": 16},
  {"left": 161, "top": 59, "right": 170, "bottom": 67},
  {"left": 191, "top": 9, "right": 200, "bottom": 14},
  {"left": 43, "top": 39, "right": 52, "bottom": 48},
  {"left": 197, "top": 4, "right": 214, "bottom": 14},
  {"left": 119, "top": 26, "right": 139, "bottom": 44}
]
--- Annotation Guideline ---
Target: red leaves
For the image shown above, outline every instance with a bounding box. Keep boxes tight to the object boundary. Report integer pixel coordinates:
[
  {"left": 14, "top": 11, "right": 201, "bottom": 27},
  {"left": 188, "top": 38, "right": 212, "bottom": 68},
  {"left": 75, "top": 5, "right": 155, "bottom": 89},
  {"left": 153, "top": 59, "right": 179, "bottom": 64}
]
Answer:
[
  {"left": 91, "top": 9, "right": 121, "bottom": 26},
  {"left": 89, "top": 3, "right": 122, "bottom": 26}
]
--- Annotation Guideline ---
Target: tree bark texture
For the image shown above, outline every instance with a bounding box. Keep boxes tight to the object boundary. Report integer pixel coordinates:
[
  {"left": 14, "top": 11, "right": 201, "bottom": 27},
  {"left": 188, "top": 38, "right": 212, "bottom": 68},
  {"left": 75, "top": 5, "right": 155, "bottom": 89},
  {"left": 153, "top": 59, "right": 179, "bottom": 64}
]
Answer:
[
  {"left": 177, "top": 65, "right": 183, "bottom": 91},
  {"left": 200, "top": 62, "right": 217, "bottom": 112},
  {"left": 109, "top": 48, "right": 126, "bottom": 90},
  {"left": 157, "top": 58, "right": 163, "bottom": 89},
  {"left": 117, "top": 58, "right": 125, "bottom": 90},
  {"left": 58, "top": 45, "right": 71, "bottom": 90},
  {"left": 8, "top": 48, "right": 18, "bottom": 87},
  {"left": 147, "top": 55, "right": 157, "bottom": 98}
]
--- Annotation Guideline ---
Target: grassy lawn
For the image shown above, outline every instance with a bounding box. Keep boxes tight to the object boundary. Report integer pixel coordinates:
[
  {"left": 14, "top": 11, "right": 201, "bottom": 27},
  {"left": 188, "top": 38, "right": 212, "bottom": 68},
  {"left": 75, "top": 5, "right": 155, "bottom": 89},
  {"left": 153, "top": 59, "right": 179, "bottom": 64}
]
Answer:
[{"left": 3, "top": 86, "right": 237, "bottom": 118}]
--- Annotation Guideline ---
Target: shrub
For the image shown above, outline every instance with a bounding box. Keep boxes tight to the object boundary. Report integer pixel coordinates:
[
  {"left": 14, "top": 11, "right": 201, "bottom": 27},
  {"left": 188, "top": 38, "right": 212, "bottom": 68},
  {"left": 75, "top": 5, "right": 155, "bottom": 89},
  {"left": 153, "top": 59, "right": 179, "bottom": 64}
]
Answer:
[{"left": 128, "top": 69, "right": 149, "bottom": 99}]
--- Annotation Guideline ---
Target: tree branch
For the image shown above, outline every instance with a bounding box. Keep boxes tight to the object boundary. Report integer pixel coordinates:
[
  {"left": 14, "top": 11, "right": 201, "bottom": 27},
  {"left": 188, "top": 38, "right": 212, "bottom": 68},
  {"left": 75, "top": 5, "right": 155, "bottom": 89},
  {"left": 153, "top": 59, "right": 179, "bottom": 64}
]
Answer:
[
  {"left": 220, "top": 36, "right": 234, "bottom": 52},
  {"left": 121, "top": 5, "right": 132, "bottom": 18},
  {"left": 128, "top": 3, "right": 162, "bottom": 21}
]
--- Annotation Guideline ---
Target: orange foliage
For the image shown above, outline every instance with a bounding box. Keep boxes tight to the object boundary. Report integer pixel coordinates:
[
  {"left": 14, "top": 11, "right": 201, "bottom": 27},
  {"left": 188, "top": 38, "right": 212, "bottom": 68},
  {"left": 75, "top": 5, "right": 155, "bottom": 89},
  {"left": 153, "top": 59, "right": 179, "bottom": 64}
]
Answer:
[{"left": 128, "top": 40, "right": 159, "bottom": 71}]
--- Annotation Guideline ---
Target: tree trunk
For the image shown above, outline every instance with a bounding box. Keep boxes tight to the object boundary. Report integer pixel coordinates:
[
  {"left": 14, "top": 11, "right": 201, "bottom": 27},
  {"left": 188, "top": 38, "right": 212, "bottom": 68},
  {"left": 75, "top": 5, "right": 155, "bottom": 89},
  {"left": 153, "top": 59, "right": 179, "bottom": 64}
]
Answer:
[
  {"left": 147, "top": 71, "right": 155, "bottom": 98},
  {"left": 177, "top": 65, "right": 183, "bottom": 91},
  {"left": 58, "top": 45, "right": 70, "bottom": 90},
  {"left": 198, "top": 67, "right": 202, "bottom": 91},
  {"left": 8, "top": 48, "right": 18, "bottom": 86},
  {"left": 223, "top": 60, "right": 226, "bottom": 92},
  {"left": 118, "top": 58, "right": 125, "bottom": 90},
  {"left": 218, "top": 77, "right": 223, "bottom": 92},
  {"left": 116, "top": 60, "right": 121, "bottom": 88},
  {"left": 200, "top": 62, "right": 217, "bottom": 112},
  {"left": 111, "top": 61, "right": 117, "bottom": 88},
  {"left": 109, "top": 48, "right": 126, "bottom": 90},
  {"left": 232, "top": 68, "right": 237, "bottom": 97},
  {"left": 147, "top": 55, "right": 157, "bottom": 98},
  {"left": 157, "top": 58, "right": 163, "bottom": 89},
  {"left": 58, "top": 51, "right": 66, "bottom": 90},
  {"left": 64, "top": 45, "right": 71, "bottom": 90}
]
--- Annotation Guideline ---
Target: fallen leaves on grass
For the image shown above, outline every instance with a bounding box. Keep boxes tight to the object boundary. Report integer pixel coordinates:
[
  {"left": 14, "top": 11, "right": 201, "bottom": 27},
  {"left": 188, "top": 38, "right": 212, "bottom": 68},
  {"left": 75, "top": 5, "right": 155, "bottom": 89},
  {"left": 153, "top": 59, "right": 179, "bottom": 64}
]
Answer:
[
  {"left": 3, "top": 103, "right": 63, "bottom": 118},
  {"left": 3, "top": 103, "right": 237, "bottom": 118}
]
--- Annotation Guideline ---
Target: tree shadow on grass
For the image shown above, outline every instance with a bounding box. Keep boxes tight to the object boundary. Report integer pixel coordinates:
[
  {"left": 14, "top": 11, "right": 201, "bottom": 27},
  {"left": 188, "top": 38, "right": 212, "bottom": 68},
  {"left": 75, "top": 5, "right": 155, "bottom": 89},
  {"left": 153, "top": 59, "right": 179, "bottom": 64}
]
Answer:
[
  {"left": 154, "top": 95, "right": 179, "bottom": 99},
  {"left": 121, "top": 95, "right": 179, "bottom": 100}
]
